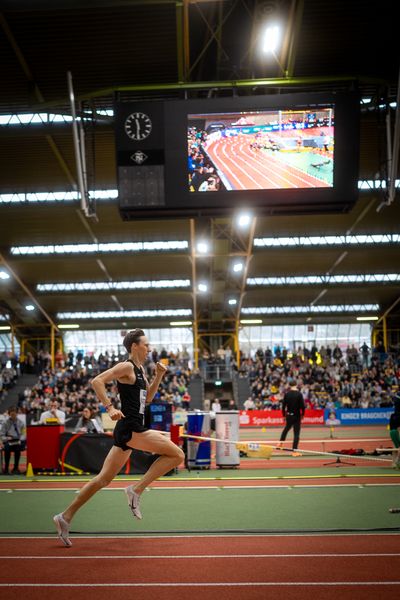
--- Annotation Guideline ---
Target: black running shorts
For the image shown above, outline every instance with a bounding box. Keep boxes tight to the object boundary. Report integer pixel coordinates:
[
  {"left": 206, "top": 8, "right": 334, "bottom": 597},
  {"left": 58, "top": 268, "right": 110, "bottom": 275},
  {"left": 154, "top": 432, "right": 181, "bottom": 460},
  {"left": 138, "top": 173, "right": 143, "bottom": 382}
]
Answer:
[{"left": 113, "top": 418, "right": 149, "bottom": 451}]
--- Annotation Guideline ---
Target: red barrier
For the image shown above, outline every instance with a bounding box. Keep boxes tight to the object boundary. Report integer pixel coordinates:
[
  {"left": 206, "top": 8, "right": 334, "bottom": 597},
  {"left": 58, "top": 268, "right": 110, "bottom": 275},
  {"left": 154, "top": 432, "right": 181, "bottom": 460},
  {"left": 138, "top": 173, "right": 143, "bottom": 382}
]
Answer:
[
  {"left": 239, "top": 409, "right": 324, "bottom": 427},
  {"left": 26, "top": 425, "right": 64, "bottom": 469}
]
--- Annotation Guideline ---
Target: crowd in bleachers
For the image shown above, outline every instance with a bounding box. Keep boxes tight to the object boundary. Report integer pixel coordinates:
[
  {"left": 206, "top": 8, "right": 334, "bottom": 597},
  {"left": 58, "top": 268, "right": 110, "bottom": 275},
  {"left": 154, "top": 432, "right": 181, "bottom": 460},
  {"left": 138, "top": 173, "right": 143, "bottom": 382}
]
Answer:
[
  {"left": 240, "top": 341, "right": 399, "bottom": 410},
  {"left": 16, "top": 348, "right": 192, "bottom": 425},
  {"left": 0, "top": 351, "right": 19, "bottom": 403}
]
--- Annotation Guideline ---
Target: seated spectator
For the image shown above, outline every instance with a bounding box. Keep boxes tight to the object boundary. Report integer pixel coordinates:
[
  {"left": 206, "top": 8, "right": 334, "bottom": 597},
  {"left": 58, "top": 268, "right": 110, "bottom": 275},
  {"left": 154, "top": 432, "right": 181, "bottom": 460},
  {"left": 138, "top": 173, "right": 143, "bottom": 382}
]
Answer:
[
  {"left": 0, "top": 406, "right": 26, "bottom": 474},
  {"left": 39, "top": 399, "right": 66, "bottom": 425},
  {"left": 74, "top": 406, "right": 103, "bottom": 433},
  {"left": 244, "top": 396, "right": 255, "bottom": 410}
]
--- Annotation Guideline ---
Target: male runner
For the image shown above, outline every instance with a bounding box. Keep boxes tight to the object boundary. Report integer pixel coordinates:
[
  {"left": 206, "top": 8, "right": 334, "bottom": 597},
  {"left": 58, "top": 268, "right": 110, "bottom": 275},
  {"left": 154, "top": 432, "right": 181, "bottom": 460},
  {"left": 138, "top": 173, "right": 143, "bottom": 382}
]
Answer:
[{"left": 53, "top": 329, "right": 184, "bottom": 546}]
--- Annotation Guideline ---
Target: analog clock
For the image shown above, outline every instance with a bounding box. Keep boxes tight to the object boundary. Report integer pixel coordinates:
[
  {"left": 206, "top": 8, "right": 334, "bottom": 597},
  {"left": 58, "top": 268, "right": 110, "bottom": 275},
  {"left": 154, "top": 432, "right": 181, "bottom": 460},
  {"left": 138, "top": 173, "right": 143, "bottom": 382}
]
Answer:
[{"left": 124, "top": 112, "right": 152, "bottom": 141}]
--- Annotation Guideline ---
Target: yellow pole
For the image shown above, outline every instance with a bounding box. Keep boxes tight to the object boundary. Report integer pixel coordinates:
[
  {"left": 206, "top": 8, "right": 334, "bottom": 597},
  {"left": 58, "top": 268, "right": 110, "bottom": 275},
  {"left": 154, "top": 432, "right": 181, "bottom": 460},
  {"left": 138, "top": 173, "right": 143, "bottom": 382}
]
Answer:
[
  {"left": 11, "top": 326, "right": 15, "bottom": 355},
  {"left": 50, "top": 325, "right": 55, "bottom": 369},
  {"left": 371, "top": 327, "right": 377, "bottom": 350},
  {"left": 234, "top": 320, "right": 240, "bottom": 367},
  {"left": 193, "top": 320, "right": 199, "bottom": 370},
  {"left": 383, "top": 316, "right": 388, "bottom": 352}
]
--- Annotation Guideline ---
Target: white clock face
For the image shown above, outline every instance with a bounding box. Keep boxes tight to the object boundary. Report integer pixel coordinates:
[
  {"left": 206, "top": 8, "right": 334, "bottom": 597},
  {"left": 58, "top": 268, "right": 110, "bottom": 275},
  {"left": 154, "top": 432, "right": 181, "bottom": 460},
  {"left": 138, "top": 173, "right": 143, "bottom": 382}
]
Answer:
[{"left": 124, "top": 112, "right": 152, "bottom": 141}]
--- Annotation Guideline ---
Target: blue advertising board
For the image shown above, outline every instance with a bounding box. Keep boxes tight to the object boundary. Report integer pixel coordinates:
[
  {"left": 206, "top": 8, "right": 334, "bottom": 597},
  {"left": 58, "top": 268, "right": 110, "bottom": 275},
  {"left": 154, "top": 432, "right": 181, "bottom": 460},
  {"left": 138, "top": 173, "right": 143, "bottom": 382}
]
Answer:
[{"left": 324, "top": 407, "right": 393, "bottom": 425}]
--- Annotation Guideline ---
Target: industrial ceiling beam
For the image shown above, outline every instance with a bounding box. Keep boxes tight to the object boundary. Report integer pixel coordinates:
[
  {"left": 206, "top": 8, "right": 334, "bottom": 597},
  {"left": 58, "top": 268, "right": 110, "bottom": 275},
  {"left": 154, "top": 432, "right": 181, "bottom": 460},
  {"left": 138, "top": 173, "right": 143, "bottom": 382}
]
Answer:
[
  {"left": 0, "top": 12, "right": 77, "bottom": 188},
  {"left": 0, "top": 251, "right": 59, "bottom": 331},
  {"left": 235, "top": 217, "right": 257, "bottom": 323},
  {"left": 0, "top": 0, "right": 227, "bottom": 9},
  {"left": 29, "top": 74, "right": 380, "bottom": 111}
]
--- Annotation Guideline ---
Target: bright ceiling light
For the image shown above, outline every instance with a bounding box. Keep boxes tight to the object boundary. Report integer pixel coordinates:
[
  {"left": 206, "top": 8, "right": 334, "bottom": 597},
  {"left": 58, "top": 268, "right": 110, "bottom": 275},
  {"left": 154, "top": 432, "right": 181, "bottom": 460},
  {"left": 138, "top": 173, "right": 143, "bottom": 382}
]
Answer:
[
  {"left": 197, "top": 241, "right": 209, "bottom": 254},
  {"left": 11, "top": 240, "right": 188, "bottom": 255},
  {"left": 356, "top": 316, "right": 379, "bottom": 321},
  {"left": 57, "top": 324, "right": 80, "bottom": 329},
  {"left": 233, "top": 262, "right": 243, "bottom": 273},
  {"left": 170, "top": 321, "right": 192, "bottom": 326},
  {"left": 0, "top": 270, "right": 10, "bottom": 280},
  {"left": 198, "top": 283, "right": 208, "bottom": 293},
  {"left": 237, "top": 213, "right": 251, "bottom": 228},
  {"left": 262, "top": 25, "right": 280, "bottom": 53},
  {"left": 242, "top": 304, "right": 379, "bottom": 315},
  {"left": 25, "top": 304, "right": 35, "bottom": 311},
  {"left": 57, "top": 309, "right": 192, "bottom": 320},
  {"left": 228, "top": 298, "right": 237, "bottom": 305},
  {"left": 37, "top": 279, "right": 190, "bottom": 292},
  {"left": 240, "top": 319, "right": 263, "bottom": 324},
  {"left": 0, "top": 325, "right": 11, "bottom": 331}
]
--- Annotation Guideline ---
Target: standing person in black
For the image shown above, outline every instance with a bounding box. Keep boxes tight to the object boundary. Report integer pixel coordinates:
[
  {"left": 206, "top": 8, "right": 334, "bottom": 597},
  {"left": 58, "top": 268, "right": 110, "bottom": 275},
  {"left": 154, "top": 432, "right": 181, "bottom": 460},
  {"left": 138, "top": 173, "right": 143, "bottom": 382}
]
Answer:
[
  {"left": 53, "top": 329, "right": 185, "bottom": 547},
  {"left": 279, "top": 379, "right": 305, "bottom": 456}
]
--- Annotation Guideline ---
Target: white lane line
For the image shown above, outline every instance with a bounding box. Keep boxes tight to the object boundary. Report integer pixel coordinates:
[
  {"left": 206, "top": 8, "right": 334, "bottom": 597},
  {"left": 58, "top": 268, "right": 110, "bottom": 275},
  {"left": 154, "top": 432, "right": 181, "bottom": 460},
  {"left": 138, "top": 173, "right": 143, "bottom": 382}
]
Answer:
[
  {"left": 1, "top": 533, "right": 399, "bottom": 539},
  {"left": 1, "top": 483, "right": 399, "bottom": 492},
  {"left": 1, "top": 582, "right": 400, "bottom": 587},
  {"left": 1, "top": 553, "right": 399, "bottom": 559}
]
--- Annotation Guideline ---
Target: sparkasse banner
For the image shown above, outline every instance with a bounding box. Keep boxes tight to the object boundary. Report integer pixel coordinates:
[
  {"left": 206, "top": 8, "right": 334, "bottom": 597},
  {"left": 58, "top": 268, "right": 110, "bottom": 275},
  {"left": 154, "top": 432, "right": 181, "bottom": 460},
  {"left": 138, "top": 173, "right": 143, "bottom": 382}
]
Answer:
[{"left": 239, "top": 410, "right": 324, "bottom": 427}]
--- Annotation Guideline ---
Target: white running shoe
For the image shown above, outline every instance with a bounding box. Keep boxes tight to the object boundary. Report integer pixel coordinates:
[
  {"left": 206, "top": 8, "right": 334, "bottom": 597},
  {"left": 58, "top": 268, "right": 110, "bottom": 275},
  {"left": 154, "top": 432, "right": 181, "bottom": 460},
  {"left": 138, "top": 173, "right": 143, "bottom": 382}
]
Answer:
[
  {"left": 125, "top": 486, "right": 142, "bottom": 520},
  {"left": 53, "top": 513, "right": 72, "bottom": 547}
]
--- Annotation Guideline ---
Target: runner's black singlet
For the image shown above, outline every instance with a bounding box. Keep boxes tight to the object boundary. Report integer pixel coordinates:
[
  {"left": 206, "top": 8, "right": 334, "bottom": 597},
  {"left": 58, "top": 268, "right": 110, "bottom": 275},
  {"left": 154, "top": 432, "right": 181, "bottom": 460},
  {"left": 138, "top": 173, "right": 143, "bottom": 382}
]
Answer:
[{"left": 113, "top": 360, "right": 149, "bottom": 451}]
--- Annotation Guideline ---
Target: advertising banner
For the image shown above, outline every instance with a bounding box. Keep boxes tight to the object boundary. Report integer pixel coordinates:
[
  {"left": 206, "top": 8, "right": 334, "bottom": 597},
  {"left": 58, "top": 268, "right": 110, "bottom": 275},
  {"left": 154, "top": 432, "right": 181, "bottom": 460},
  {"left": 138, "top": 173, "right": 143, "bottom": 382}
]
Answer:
[
  {"left": 239, "top": 409, "right": 324, "bottom": 427},
  {"left": 187, "top": 412, "right": 211, "bottom": 468},
  {"left": 215, "top": 411, "right": 240, "bottom": 467},
  {"left": 324, "top": 407, "right": 392, "bottom": 425}
]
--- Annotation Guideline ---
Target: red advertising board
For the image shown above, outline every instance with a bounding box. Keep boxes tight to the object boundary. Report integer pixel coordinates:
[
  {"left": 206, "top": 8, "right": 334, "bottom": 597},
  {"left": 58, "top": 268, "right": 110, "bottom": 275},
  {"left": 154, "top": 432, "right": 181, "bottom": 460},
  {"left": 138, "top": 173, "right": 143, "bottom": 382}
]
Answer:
[{"left": 239, "top": 410, "right": 324, "bottom": 427}]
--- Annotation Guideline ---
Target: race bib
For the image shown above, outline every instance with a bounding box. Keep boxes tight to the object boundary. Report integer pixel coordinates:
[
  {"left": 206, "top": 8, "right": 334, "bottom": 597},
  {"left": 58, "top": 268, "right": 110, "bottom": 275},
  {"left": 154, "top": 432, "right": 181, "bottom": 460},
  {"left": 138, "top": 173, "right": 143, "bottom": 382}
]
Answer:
[{"left": 139, "top": 389, "right": 147, "bottom": 415}]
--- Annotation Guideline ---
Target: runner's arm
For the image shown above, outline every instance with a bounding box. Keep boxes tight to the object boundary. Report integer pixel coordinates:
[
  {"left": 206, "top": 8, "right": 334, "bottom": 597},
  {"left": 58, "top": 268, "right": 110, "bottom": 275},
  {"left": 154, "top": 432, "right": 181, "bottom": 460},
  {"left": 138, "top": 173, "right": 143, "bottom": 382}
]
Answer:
[
  {"left": 91, "top": 362, "right": 132, "bottom": 418},
  {"left": 146, "top": 362, "right": 168, "bottom": 403}
]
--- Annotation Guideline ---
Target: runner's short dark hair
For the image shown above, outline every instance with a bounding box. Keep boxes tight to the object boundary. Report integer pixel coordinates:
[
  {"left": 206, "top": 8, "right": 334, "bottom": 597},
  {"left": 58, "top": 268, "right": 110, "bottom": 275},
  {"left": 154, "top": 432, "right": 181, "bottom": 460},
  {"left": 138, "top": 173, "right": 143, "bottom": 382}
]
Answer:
[{"left": 123, "top": 329, "right": 145, "bottom": 353}]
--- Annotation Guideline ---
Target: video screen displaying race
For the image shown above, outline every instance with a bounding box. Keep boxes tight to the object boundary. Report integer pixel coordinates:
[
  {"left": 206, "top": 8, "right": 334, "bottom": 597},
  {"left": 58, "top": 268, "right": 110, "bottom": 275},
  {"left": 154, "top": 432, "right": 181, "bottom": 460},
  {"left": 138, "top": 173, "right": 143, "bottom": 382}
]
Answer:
[{"left": 188, "top": 107, "right": 334, "bottom": 192}]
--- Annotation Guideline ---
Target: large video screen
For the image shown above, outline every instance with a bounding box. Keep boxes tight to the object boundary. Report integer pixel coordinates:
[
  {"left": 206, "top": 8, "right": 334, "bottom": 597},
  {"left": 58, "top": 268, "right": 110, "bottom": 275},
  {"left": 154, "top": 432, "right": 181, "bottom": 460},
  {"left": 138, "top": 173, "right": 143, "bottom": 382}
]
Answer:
[
  {"left": 188, "top": 107, "right": 334, "bottom": 192},
  {"left": 116, "top": 92, "right": 359, "bottom": 218}
]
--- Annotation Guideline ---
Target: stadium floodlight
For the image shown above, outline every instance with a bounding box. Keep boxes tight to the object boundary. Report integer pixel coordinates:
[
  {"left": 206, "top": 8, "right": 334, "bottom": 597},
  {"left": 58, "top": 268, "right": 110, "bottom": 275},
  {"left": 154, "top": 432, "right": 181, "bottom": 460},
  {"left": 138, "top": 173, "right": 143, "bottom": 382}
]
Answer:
[
  {"left": 25, "top": 304, "right": 35, "bottom": 311},
  {"left": 233, "top": 262, "right": 244, "bottom": 273},
  {"left": 261, "top": 25, "right": 280, "bottom": 53},
  {"left": 196, "top": 241, "right": 209, "bottom": 254},
  {"left": 237, "top": 213, "right": 252, "bottom": 228},
  {"left": 0, "top": 270, "right": 10, "bottom": 280},
  {"left": 198, "top": 283, "right": 208, "bottom": 293}
]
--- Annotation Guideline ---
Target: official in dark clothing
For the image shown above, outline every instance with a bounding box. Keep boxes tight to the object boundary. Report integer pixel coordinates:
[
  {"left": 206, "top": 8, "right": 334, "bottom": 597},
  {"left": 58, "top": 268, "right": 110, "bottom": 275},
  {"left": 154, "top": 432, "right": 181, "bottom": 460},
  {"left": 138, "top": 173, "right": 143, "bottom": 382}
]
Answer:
[{"left": 279, "top": 380, "right": 305, "bottom": 450}]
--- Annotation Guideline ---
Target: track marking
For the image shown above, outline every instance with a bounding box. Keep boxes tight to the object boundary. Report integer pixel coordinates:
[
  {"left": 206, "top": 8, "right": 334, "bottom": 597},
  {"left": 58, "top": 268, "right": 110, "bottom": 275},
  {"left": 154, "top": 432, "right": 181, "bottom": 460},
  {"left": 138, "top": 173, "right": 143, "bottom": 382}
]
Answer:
[
  {"left": 1, "top": 553, "right": 399, "bottom": 559},
  {"left": 1, "top": 582, "right": 400, "bottom": 587},
  {"left": 1, "top": 482, "right": 399, "bottom": 492},
  {"left": 1, "top": 533, "right": 399, "bottom": 539}
]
